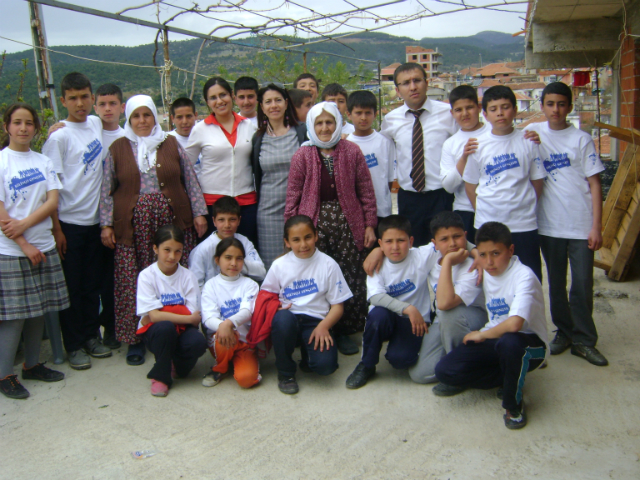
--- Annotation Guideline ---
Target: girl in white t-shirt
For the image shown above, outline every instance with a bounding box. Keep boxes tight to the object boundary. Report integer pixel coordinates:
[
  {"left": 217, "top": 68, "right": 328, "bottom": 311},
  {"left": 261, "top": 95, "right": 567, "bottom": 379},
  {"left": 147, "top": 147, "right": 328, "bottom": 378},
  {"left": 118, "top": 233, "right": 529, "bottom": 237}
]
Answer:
[
  {"left": 136, "top": 225, "right": 207, "bottom": 397},
  {"left": 261, "top": 215, "right": 353, "bottom": 395},
  {"left": 0, "top": 103, "right": 69, "bottom": 399},
  {"left": 201, "top": 237, "right": 260, "bottom": 388}
]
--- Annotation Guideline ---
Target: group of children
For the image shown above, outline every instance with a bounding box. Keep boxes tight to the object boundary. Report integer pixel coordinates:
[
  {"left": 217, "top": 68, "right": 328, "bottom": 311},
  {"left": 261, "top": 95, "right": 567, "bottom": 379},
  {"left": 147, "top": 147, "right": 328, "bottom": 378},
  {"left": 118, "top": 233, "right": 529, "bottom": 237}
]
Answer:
[{"left": 0, "top": 64, "right": 607, "bottom": 430}]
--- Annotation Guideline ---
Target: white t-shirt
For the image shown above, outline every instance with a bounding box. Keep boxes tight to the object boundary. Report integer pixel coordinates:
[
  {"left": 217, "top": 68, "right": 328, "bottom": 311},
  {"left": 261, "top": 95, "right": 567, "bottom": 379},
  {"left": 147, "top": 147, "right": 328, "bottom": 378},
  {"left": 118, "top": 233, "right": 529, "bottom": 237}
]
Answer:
[
  {"left": 527, "top": 122, "right": 604, "bottom": 239},
  {"left": 342, "top": 122, "right": 355, "bottom": 135},
  {"left": 168, "top": 129, "right": 201, "bottom": 175},
  {"left": 136, "top": 263, "right": 201, "bottom": 331},
  {"left": 367, "top": 245, "right": 440, "bottom": 320},
  {"left": 463, "top": 129, "right": 545, "bottom": 232},
  {"left": 347, "top": 132, "right": 395, "bottom": 217},
  {"left": 201, "top": 274, "right": 259, "bottom": 344},
  {"left": 440, "top": 123, "right": 490, "bottom": 213},
  {"left": 428, "top": 254, "right": 485, "bottom": 313},
  {"left": 261, "top": 249, "right": 353, "bottom": 320},
  {"left": 42, "top": 116, "right": 104, "bottom": 225},
  {"left": 188, "top": 232, "right": 265, "bottom": 288},
  {"left": 381, "top": 99, "right": 458, "bottom": 192},
  {"left": 246, "top": 116, "right": 258, "bottom": 129},
  {"left": 101, "top": 126, "right": 125, "bottom": 150},
  {"left": 482, "top": 256, "right": 548, "bottom": 357},
  {"left": 0, "top": 148, "right": 62, "bottom": 256}
]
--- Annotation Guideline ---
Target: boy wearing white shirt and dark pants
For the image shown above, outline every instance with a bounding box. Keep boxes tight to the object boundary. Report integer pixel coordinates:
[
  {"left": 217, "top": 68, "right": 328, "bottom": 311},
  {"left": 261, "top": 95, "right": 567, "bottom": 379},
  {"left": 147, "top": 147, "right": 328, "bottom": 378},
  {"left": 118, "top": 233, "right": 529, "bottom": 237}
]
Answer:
[
  {"left": 381, "top": 63, "right": 457, "bottom": 247},
  {"left": 440, "top": 86, "right": 490, "bottom": 240},
  {"left": 435, "top": 222, "right": 548, "bottom": 430},
  {"left": 346, "top": 91, "right": 395, "bottom": 223},
  {"left": 528, "top": 82, "right": 608, "bottom": 366},
  {"left": 43, "top": 72, "right": 111, "bottom": 369},
  {"left": 463, "top": 86, "right": 545, "bottom": 281}
]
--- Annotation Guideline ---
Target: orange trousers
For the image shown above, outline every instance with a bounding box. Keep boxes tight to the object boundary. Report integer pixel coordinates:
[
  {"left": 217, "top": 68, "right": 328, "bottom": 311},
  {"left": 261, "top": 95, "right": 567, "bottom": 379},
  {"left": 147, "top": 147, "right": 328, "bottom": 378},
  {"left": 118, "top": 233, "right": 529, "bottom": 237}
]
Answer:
[{"left": 210, "top": 335, "right": 260, "bottom": 388}]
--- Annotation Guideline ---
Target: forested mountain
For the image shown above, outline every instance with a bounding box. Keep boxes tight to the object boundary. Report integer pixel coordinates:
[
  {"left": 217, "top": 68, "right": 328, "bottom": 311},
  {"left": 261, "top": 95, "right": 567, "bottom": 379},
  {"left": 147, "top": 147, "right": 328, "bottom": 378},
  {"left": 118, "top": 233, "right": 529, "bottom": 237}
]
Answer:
[{"left": 1, "top": 30, "right": 523, "bottom": 111}]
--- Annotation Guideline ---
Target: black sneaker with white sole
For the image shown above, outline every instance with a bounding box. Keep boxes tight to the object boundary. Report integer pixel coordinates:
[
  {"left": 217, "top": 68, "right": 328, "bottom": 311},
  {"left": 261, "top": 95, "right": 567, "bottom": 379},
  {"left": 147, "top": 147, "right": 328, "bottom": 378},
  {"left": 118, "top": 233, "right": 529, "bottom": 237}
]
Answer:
[{"left": 504, "top": 403, "right": 527, "bottom": 429}]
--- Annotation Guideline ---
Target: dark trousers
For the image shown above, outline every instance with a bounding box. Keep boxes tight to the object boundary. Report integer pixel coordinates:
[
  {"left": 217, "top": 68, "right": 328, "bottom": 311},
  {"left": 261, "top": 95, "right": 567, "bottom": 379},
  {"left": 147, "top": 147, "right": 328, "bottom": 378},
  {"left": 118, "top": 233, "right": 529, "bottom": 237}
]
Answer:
[
  {"left": 201, "top": 202, "right": 259, "bottom": 248},
  {"left": 58, "top": 222, "right": 103, "bottom": 352},
  {"left": 511, "top": 230, "right": 542, "bottom": 282},
  {"left": 455, "top": 210, "right": 476, "bottom": 244},
  {"left": 271, "top": 310, "right": 338, "bottom": 378},
  {"left": 435, "top": 332, "right": 546, "bottom": 411},
  {"left": 99, "top": 245, "right": 116, "bottom": 336},
  {"left": 398, "top": 188, "right": 454, "bottom": 247},
  {"left": 142, "top": 321, "right": 207, "bottom": 386},
  {"left": 540, "top": 235, "right": 597, "bottom": 346},
  {"left": 361, "top": 307, "right": 423, "bottom": 369}
]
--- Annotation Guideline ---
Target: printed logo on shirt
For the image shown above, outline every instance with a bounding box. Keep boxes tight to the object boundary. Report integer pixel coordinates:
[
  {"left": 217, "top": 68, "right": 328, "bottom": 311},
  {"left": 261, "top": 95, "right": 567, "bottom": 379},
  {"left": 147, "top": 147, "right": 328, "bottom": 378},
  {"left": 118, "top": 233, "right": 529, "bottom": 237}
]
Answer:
[
  {"left": 487, "top": 297, "right": 510, "bottom": 320},
  {"left": 387, "top": 279, "right": 416, "bottom": 297},
  {"left": 82, "top": 139, "right": 103, "bottom": 175},
  {"left": 336, "top": 280, "right": 344, "bottom": 294},
  {"left": 588, "top": 152, "right": 597, "bottom": 166},
  {"left": 247, "top": 250, "right": 259, "bottom": 260},
  {"left": 543, "top": 152, "right": 571, "bottom": 179},
  {"left": 485, "top": 153, "right": 520, "bottom": 184},
  {"left": 284, "top": 278, "right": 319, "bottom": 300},
  {"left": 365, "top": 153, "right": 379, "bottom": 169},
  {"left": 161, "top": 292, "right": 185, "bottom": 306},
  {"left": 9, "top": 168, "right": 46, "bottom": 202},
  {"left": 220, "top": 297, "right": 242, "bottom": 318}
]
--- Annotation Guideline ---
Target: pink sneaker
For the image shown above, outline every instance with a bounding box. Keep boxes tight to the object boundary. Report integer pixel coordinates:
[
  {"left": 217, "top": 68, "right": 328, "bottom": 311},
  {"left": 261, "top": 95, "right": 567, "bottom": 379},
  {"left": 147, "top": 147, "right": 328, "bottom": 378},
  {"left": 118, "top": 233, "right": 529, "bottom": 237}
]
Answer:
[{"left": 150, "top": 380, "right": 168, "bottom": 397}]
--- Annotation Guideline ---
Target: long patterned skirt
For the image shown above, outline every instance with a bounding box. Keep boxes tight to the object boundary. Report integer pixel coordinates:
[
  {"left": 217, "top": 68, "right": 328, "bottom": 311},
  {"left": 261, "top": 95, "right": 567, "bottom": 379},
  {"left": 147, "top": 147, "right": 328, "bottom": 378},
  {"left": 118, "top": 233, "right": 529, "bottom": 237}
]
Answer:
[
  {"left": 114, "top": 194, "right": 196, "bottom": 344},
  {"left": 316, "top": 200, "right": 369, "bottom": 336}
]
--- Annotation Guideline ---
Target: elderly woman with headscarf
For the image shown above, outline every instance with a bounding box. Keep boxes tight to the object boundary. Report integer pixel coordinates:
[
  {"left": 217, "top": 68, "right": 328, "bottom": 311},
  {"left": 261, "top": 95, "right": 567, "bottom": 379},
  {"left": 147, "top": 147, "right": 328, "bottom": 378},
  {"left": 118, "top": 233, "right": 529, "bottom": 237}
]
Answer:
[
  {"left": 99, "top": 95, "right": 208, "bottom": 365},
  {"left": 284, "top": 101, "right": 377, "bottom": 355}
]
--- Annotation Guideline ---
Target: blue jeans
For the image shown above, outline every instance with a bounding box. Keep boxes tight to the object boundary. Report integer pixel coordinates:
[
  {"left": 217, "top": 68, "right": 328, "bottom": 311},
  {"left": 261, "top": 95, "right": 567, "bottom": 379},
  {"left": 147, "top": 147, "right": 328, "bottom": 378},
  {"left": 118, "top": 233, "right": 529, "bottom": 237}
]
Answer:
[
  {"left": 361, "top": 307, "right": 423, "bottom": 369},
  {"left": 271, "top": 310, "right": 338, "bottom": 378}
]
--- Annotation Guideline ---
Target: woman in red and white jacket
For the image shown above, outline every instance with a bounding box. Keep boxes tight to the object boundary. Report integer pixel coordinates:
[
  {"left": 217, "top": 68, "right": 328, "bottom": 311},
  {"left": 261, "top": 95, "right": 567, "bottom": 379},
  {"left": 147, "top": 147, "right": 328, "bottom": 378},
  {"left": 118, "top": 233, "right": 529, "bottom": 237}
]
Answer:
[
  {"left": 284, "top": 101, "right": 377, "bottom": 355},
  {"left": 186, "top": 77, "right": 258, "bottom": 245}
]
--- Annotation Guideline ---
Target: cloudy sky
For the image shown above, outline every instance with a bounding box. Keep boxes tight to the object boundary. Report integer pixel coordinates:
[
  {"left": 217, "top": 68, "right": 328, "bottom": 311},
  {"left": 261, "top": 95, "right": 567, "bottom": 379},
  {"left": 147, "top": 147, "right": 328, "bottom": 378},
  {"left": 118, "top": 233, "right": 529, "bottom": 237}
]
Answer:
[{"left": 1, "top": 0, "right": 527, "bottom": 55}]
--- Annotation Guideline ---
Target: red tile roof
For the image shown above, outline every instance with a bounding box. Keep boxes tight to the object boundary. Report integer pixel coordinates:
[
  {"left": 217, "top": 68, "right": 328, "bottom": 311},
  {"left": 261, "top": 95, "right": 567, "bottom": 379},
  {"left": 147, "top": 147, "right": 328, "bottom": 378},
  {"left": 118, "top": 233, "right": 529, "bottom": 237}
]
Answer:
[
  {"left": 476, "top": 63, "right": 519, "bottom": 77},
  {"left": 406, "top": 46, "right": 435, "bottom": 54}
]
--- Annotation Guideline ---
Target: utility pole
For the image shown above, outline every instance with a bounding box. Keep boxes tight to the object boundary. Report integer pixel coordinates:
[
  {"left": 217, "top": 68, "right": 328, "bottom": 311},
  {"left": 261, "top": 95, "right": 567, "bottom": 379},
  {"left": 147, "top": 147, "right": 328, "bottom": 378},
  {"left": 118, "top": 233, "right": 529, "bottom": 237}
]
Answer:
[{"left": 29, "top": 1, "right": 59, "bottom": 120}]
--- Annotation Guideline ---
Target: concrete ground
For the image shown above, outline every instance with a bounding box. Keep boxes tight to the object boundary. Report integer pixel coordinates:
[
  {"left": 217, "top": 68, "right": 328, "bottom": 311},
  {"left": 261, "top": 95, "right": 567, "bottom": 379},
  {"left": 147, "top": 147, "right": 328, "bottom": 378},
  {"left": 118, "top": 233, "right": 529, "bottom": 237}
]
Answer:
[{"left": 2, "top": 262, "right": 640, "bottom": 479}]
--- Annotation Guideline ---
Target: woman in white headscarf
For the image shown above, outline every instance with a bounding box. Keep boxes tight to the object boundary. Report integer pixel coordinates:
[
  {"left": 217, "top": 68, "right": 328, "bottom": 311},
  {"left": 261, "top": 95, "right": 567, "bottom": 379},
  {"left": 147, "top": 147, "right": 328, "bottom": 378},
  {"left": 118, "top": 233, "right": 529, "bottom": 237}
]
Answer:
[
  {"left": 284, "top": 102, "right": 377, "bottom": 355},
  {"left": 99, "top": 95, "right": 207, "bottom": 365}
]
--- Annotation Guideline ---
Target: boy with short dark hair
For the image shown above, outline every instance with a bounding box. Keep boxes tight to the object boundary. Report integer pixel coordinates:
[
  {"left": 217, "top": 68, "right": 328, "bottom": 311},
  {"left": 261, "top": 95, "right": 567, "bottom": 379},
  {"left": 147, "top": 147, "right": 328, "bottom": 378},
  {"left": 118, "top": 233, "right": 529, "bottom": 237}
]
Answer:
[
  {"left": 346, "top": 90, "right": 395, "bottom": 221},
  {"left": 94, "top": 83, "right": 125, "bottom": 150},
  {"left": 463, "top": 85, "right": 545, "bottom": 281},
  {"left": 321, "top": 83, "right": 354, "bottom": 135},
  {"left": 435, "top": 222, "right": 548, "bottom": 429},
  {"left": 440, "top": 85, "right": 489, "bottom": 239},
  {"left": 94, "top": 83, "right": 125, "bottom": 349},
  {"left": 188, "top": 196, "right": 265, "bottom": 289},
  {"left": 168, "top": 97, "right": 197, "bottom": 150},
  {"left": 288, "top": 88, "right": 313, "bottom": 123},
  {"left": 293, "top": 73, "right": 319, "bottom": 103},
  {"left": 43, "top": 72, "right": 111, "bottom": 369},
  {"left": 408, "top": 211, "right": 487, "bottom": 384},
  {"left": 527, "top": 82, "right": 607, "bottom": 366},
  {"left": 234, "top": 76, "right": 259, "bottom": 127}
]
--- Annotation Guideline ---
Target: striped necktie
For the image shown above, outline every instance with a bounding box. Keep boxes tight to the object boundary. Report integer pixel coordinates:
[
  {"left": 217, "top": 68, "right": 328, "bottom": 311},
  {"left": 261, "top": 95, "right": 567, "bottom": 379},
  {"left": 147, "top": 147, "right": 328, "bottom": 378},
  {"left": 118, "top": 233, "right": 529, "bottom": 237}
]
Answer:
[{"left": 409, "top": 109, "right": 426, "bottom": 192}]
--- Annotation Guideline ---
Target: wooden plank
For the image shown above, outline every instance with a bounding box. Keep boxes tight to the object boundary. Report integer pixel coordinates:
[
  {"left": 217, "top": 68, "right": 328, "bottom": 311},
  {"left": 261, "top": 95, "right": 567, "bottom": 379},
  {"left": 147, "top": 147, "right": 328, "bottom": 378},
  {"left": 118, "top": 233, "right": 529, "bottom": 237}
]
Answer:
[
  {"left": 608, "top": 197, "right": 640, "bottom": 281},
  {"left": 602, "top": 150, "right": 640, "bottom": 249},
  {"left": 595, "top": 247, "right": 614, "bottom": 270},
  {"left": 595, "top": 122, "right": 640, "bottom": 145},
  {"left": 601, "top": 145, "right": 637, "bottom": 227}
]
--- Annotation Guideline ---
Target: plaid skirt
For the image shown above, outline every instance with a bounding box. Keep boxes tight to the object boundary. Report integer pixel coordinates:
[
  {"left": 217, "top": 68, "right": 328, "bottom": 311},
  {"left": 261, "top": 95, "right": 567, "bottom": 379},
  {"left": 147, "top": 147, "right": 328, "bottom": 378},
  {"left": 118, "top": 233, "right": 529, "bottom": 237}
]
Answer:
[{"left": 0, "top": 248, "right": 70, "bottom": 321}]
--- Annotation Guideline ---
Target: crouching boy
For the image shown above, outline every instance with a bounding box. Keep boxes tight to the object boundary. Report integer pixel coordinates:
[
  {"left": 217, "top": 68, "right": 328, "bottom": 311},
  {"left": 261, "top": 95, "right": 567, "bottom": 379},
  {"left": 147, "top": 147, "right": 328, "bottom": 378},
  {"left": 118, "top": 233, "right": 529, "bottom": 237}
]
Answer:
[
  {"left": 434, "top": 222, "right": 548, "bottom": 430},
  {"left": 408, "top": 212, "right": 487, "bottom": 384}
]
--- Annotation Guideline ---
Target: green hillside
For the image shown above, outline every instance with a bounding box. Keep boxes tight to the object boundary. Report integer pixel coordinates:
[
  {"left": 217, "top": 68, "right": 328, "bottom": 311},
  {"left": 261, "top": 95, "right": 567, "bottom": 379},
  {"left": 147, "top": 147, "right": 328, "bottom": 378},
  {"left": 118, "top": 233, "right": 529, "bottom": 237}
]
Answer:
[{"left": 1, "top": 30, "right": 523, "bottom": 113}]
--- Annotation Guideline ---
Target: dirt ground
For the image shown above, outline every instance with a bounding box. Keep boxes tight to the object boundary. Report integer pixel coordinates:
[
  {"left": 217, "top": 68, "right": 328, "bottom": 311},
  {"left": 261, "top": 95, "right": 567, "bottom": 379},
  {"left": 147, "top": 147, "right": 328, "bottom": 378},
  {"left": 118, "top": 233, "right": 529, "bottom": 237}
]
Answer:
[{"left": 3, "top": 248, "right": 640, "bottom": 479}]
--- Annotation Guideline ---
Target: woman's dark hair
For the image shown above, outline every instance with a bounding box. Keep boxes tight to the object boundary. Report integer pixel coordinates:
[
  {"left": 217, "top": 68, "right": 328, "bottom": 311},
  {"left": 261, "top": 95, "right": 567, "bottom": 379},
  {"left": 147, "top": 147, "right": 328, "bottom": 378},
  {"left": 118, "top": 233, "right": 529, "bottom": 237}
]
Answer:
[
  {"left": 284, "top": 215, "right": 317, "bottom": 240},
  {"left": 202, "top": 77, "right": 233, "bottom": 104},
  {"left": 215, "top": 236, "right": 246, "bottom": 259},
  {"left": 153, "top": 224, "right": 185, "bottom": 247},
  {"left": 256, "top": 83, "right": 299, "bottom": 135},
  {"left": 1, "top": 103, "right": 41, "bottom": 149}
]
